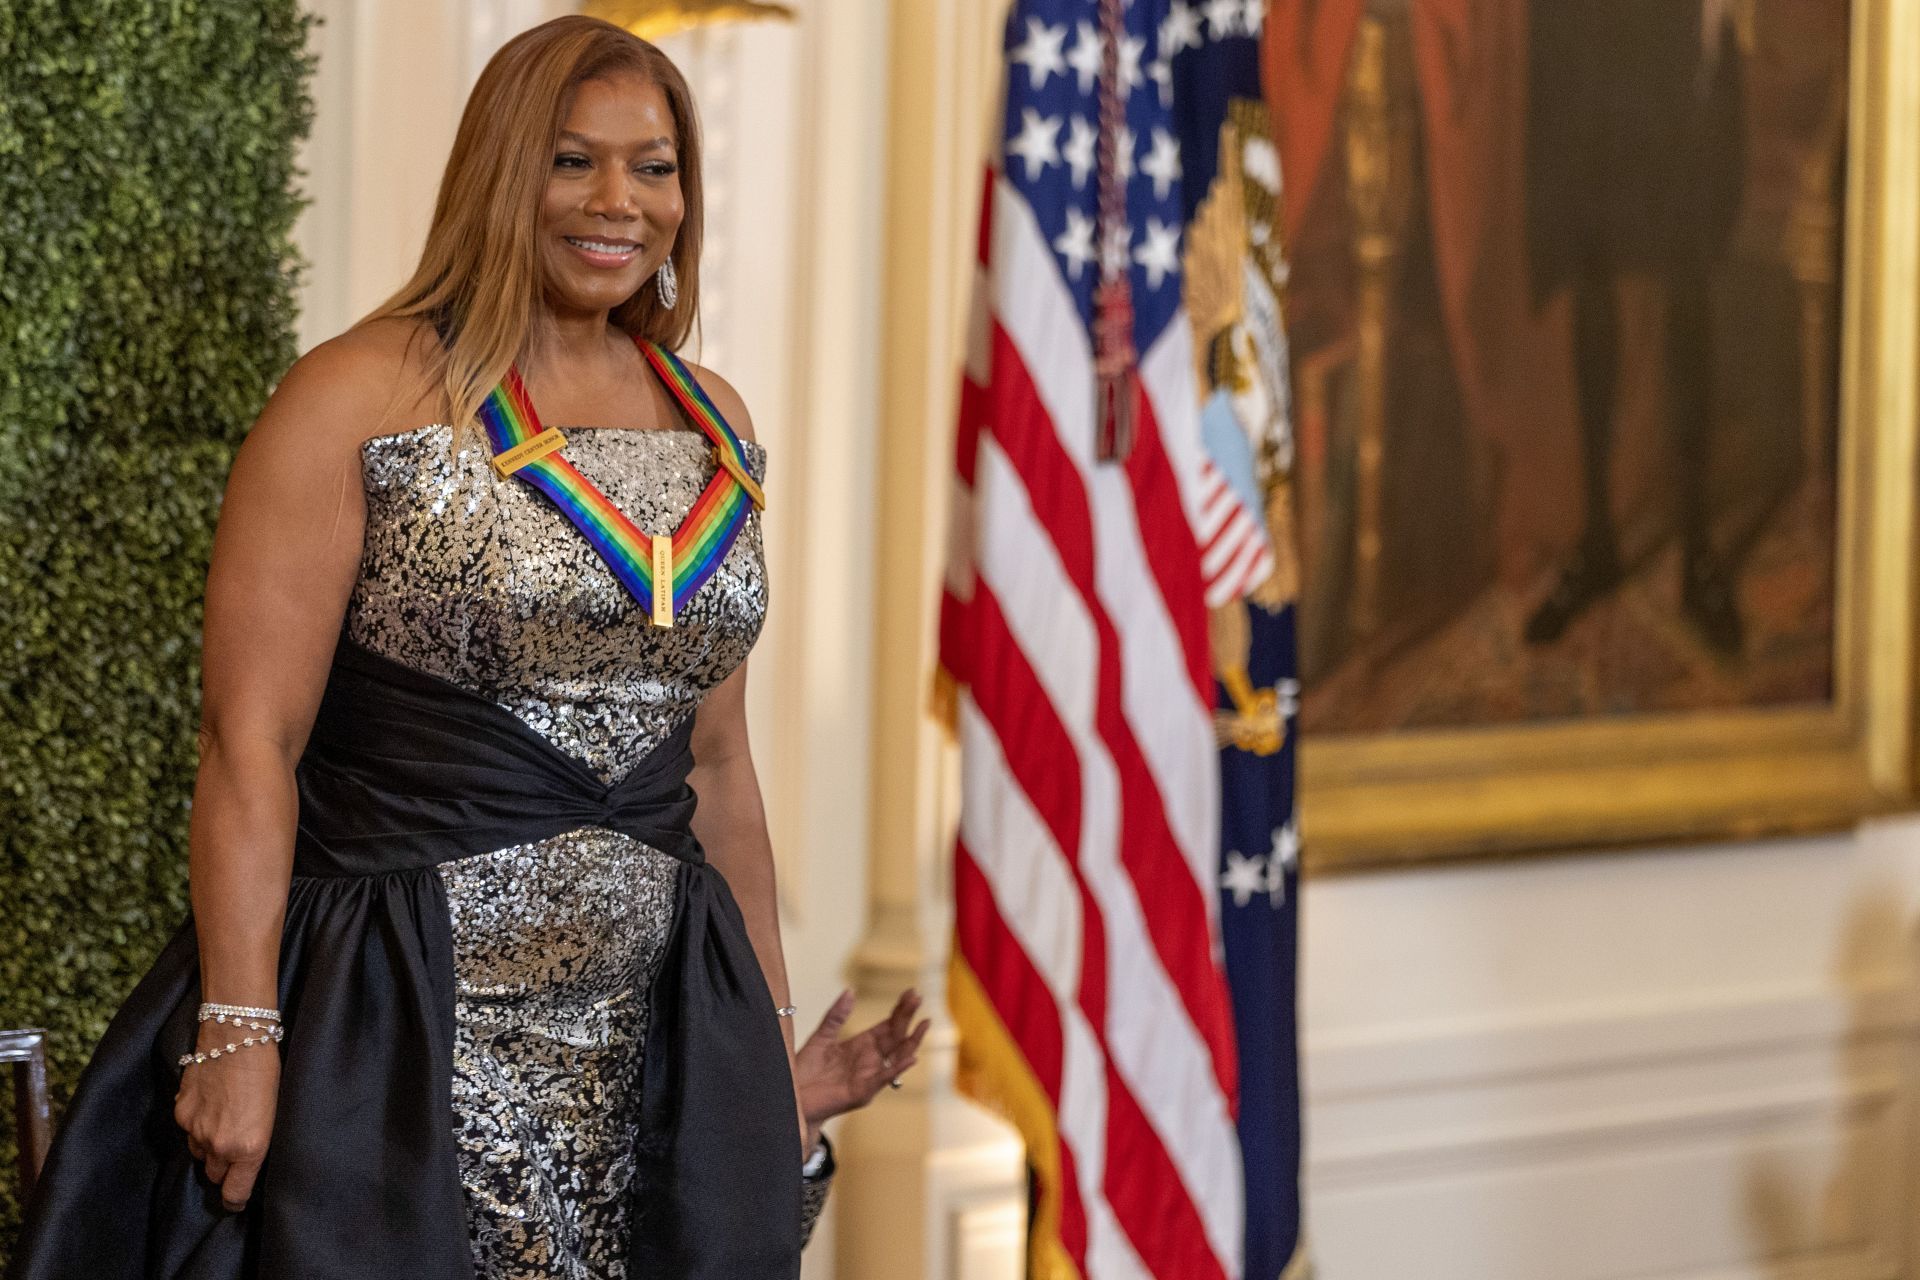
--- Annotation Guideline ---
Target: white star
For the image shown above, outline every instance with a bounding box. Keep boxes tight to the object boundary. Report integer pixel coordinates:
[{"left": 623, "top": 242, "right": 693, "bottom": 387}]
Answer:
[
  {"left": 1161, "top": 0, "right": 1205, "bottom": 56},
  {"left": 1064, "top": 115, "right": 1098, "bottom": 189},
  {"left": 1267, "top": 821, "right": 1300, "bottom": 907},
  {"left": 1054, "top": 207, "right": 1098, "bottom": 280},
  {"left": 1118, "top": 33, "right": 1146, "bottom": 96},
  {"left": 1134, "top": 216, "right": 1181, "bottom": 289},
  {"left": 1241, "top": 0, "right": 1265, "bottom": 38},
  {"left": 1007, "top": 108, "right": 1063, "bottom": 182},
  {"left": 1278, "top": 676, "right": 1301, "bottom": 721},
  {"left": 1149, "top": 54, "right": 1175, "bottom": 107},
  {"left": 1067, "top": 21, "right": 1104, "bottom": 94},
  {"left": 1117, "top": 123, "right": 1136, "bottom": 182},
  {"left": 1101, "top": 220, "right": 1133, "bottom": 275},
  {"left": 1011, "top": 18, "right": 1068, "bottom": 90},
  {"left": 1139, "top": 127, "right": 1182, "bottom": 200},
  {"left": 1204, "top": 0, "right": 1243, "bottom": 38},
  {"left": 1271, "top": 821, "right": 1300, "bottom": 873},
  {"left": 1221, "top": 849, "right": 1267, "bottom": 908}
]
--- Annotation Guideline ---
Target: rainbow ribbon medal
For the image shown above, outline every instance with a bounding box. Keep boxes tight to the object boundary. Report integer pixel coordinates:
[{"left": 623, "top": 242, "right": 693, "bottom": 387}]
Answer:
[{"left": 478, "top": 337, "right": 764, "bottom": 627}]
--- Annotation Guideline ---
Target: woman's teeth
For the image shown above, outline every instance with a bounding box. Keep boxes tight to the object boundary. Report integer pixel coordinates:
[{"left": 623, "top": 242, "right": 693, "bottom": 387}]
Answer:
[{"left": 566, "top": 237, "right": 638, "bottom": 256}]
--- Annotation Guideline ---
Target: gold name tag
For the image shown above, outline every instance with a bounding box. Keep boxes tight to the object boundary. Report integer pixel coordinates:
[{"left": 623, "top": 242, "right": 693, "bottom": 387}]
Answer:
[
  {"left": 490, "top": 428, "right": 568, "bottom": 477},
  {"left": 711, "top": 447, "right": 767, "bottom": 510},
  {"left": 651, "top": 534, "right": 675, "bottom": 628}
]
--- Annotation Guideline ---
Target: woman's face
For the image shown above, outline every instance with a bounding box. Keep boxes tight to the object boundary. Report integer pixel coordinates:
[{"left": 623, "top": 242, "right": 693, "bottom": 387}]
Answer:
[{"left": 538, "top": 71, "right": 685, "bottom": 318}]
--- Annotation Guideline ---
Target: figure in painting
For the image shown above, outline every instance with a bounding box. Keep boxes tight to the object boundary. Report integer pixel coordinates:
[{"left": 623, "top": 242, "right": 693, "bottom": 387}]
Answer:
[
  {"left": 1522, "top": 0, "right": 1748, "bottom": 653},
  {"left": 1264, "top": 0, "right": 1847, "bottom": 734}
]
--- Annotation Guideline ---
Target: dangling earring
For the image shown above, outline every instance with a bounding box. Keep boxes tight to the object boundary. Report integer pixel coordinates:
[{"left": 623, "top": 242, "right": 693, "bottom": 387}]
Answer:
[{"left": 656, "top": 255, "right": 679, "bottom": 309}]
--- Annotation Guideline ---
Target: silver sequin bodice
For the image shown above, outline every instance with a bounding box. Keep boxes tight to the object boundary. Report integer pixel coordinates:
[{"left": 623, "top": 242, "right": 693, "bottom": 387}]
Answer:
[
  {"left": 350, "top": 423, "right": 768, "bottom": 780},
  {"left": 347, "top": 422, "right": 769, "bottom": 1280}
]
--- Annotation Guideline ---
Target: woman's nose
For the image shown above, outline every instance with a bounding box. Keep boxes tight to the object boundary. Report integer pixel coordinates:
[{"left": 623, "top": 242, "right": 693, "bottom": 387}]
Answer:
[{"left": 586, "top": 170, "right": 638, "bottom": 218}]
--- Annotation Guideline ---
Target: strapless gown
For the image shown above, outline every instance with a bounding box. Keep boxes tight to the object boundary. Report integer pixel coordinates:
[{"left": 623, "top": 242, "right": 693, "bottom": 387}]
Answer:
[{"left": 10, "top": 422, "right": 828, "bottom": 1280}]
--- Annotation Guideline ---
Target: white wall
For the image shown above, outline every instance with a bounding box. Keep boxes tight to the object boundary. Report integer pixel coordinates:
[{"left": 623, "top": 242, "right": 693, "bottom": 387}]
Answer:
[{"left": 1302, "top": 821, "right": 1920, "bottom": 1280}]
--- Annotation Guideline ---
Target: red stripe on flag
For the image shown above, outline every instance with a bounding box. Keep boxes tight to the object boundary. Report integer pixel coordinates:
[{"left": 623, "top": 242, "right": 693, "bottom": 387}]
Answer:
[
  {"left": 968, "top": 586, "right": 1106, "bottom": 1033},
  {"left": 956, "top": 843, "right": 1091, "bottom": 1268},
  {"left": 969, "top": 587, "right": 1225, "bottom": 1272},
  {"left": 983, "top": 327, "right": 1240, "bottom": 1101},
  {"left": 1122, "top": 394, "right": 1215, "bottom": 703},
  {"left": 1106, "top": 1064, "right": 1232, "bottom": 1280}
]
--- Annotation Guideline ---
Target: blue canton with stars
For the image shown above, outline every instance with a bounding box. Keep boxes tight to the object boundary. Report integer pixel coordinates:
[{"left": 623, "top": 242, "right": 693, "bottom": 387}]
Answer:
[{"left": 999, "top": 0, "right": 1266, "bottom": 357}]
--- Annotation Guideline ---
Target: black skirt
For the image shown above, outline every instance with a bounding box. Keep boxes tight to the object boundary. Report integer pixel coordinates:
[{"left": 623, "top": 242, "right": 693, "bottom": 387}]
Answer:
[{"left": 9, "top": 639, "right": 803, "bottom": 1280}]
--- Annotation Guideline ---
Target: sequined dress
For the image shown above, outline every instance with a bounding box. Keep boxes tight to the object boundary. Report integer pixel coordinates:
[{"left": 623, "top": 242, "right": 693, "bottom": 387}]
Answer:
[
  {"left": 355, "top": 420, "right": 822, "bottom": 1277},
  {"left": 11, "top": 410, "right": 826, "bottom": 1280}
]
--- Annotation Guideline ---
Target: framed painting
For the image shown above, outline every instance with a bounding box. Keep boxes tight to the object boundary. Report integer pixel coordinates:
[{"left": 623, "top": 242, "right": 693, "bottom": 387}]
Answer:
[{"left": 1265, "top": 0, "right": 1920, "bottom": 868}]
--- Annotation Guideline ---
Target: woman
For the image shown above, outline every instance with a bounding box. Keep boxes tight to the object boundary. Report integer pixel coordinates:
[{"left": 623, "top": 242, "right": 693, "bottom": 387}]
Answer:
[{"left": 11, "top": 16, "right": 925, "bottom": 1279}]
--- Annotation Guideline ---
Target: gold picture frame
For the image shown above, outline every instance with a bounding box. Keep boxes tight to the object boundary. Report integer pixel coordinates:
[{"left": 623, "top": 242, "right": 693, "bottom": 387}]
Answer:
[{"left": 1302, "top": 0, "right": 1920, "bottom": 872}]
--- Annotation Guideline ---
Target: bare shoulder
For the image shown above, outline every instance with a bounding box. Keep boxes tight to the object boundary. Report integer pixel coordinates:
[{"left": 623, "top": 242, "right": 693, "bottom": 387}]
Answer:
[
  {"left": 253, "top": 316, "right": 442, "bottom": 451},
  {"left": 683, "top": 361, "right": 756, "bottom": 444}
]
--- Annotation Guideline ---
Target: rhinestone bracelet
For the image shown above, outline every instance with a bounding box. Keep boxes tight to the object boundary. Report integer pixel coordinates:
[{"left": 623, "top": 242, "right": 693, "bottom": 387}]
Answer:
[
  {"left": 775, "top": 1004, "right": 798, "bottom": 1019},
  {"left": 177, "top": 1017, "right": 284, "bottom": 1069},
  {"left": 198, "top": 1002, "right": 281, "bottom": 1024}
]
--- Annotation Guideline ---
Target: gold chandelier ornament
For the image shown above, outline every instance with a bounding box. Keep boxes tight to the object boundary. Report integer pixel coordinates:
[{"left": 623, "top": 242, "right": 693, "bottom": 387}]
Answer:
[{"left": 582, "top": 0, "right": 796, "bottom": 40}]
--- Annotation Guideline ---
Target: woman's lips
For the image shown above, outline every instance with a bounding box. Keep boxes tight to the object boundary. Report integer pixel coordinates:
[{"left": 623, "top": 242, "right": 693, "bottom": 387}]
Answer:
[{"left": 563, "top": 235, "right": 641, "bottom": 269}]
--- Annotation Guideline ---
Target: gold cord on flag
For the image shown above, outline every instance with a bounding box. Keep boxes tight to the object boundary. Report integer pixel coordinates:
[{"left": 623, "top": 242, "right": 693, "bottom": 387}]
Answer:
[{"left": 1092, "top": 0, "right": 1140, "bottom": 464}]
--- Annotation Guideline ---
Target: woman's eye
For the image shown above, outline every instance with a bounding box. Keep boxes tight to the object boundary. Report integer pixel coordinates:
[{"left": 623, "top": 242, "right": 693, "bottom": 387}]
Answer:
[
  {"left": 637, "top": 162, "right": 678, "bottom": 177},
  {"left": 554, "top": 153, "right": 589, "bottom": 169}
]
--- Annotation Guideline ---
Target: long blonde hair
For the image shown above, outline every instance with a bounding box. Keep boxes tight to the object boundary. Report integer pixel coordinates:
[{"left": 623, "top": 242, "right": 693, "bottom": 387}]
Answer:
[{"left": 364, "top": 15, "right": 704, "bottom": 432}]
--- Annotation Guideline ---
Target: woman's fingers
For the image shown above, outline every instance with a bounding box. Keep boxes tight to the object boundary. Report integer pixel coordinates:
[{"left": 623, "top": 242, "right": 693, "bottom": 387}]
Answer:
[
  {"left": 202, "top": 1151, "right": 230, "bottom": 1185},
  {"left": 873, "top": 991, "right": 921, "bottom": 1059},
  {"left": 887, "top": 989, "right": 921, "bottom": 1039},
  {"left": 221, "top": 1158, "right": 262, "bottom": 1212},
  {"left": 803, "top": 988, "right": 856, "bottom": 1052}
]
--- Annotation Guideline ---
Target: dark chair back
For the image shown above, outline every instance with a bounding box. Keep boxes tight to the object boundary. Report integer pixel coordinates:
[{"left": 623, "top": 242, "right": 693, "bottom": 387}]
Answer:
[{"left": 0, "top": 1029, "right": 51, "bottom": 1200}]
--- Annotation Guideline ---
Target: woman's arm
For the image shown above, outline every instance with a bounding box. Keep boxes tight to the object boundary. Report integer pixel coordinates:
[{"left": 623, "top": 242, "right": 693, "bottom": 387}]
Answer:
[
  {"left": 687, "top": 662, "right": 797, "bottom": 1054},
  {"left": 680, "top": 364, "right": 810, "bottom": 1143},
  {"left": 688, "top": 663, "right": 816, "bottom": 1165},
  {"left": 174, "top": 324, "right": 415, "bottom": 1212}
]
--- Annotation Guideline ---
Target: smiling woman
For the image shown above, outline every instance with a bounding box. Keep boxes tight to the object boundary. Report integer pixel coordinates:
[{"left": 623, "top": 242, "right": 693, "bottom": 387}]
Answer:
[
  {"left": 359, "top": 20, "right": 705, "bottom": 439},
  {"left": 7, "top": 15, "right": 926, "bottom": 1280}
]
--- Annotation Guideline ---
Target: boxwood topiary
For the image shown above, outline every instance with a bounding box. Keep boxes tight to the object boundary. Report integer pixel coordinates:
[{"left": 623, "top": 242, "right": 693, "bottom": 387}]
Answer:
[{"left": 0, "top": 0, "right": 313, "bottom": 1255}]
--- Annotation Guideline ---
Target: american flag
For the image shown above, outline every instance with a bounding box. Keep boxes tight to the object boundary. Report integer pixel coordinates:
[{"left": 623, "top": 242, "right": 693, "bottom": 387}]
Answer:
[{"left": 942, "top": 2, "right": 1302, "bottom": 1277}]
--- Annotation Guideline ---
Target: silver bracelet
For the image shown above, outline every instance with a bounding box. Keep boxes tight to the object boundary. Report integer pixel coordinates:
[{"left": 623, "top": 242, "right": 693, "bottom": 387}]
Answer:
[
  {"left": 198, "top": 1002, "right": 281, "bottom": 1024},
  {"left": 775, "top": 1004, "right": 798, "bottom": 1018},
  {"left": 177, "top": 1018, "right": 284, "bottom": 1068}
]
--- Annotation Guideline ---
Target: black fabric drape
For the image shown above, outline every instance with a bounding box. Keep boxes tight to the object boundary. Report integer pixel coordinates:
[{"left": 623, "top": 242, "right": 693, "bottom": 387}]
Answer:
[{"left": 11, "top": 638, "right": 801, "bottom": 1279}]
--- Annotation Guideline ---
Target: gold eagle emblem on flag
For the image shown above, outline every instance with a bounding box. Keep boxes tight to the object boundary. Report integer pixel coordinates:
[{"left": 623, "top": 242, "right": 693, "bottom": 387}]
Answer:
[{"left": 1186, "top": 99, "right": 1301, "bottom": 757}]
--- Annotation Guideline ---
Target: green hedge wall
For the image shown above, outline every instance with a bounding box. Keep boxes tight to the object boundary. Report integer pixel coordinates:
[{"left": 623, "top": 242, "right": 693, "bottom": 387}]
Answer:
[{"left": 0, "top": 0, "right": 313, "bottom": 1255}]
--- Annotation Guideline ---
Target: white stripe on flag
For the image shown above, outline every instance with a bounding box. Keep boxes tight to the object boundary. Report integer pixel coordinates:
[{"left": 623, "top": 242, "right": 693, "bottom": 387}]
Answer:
[
  {"left": 992, "top": 175, "right": 1225, "bottom": 944},
  {"left": 975, "top": 435, "right": 1246, "bottom": 1266},
  {"left": 959, "top": 695, "right": 1152, "bottom": 1280}
]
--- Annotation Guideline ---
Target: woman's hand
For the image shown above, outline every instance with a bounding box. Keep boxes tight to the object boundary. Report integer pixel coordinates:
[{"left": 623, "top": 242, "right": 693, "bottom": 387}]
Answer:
[
  {"left": 793, "top": 988, "right": 931, "bottom": 1151},
  {"left": 172, "top": 1024, "right": 280, "bottom": 1212}
]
